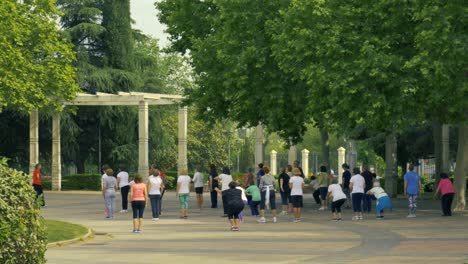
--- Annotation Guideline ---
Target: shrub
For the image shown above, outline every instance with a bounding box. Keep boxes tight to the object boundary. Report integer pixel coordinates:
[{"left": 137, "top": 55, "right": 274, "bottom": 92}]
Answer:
[
  {"left": 0, "top": 158, "right": 46, "bottom": 264},
  {"left": 41, "top": 174, "right": 101, "bottom": 191}
]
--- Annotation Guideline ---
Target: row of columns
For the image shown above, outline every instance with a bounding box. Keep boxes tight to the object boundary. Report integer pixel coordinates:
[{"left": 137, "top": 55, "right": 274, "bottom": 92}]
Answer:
[
  {"left": 29, "top": 105, "right": 188, "bottom": 191},
  {"left": 268, "top": 146, "right": 347, "bottom": 181}
]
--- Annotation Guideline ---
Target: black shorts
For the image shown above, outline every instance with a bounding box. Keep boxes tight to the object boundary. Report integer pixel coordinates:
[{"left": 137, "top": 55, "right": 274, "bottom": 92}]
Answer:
[
  {"left": 290, "top": 195, "right": 303, "bottom": 208},
  {"left": 331, "top": 199, "right": 346, "bottom": 213},
  {"left": 227, "top": 203, "right": 244, "bottom": 219},
  {"left": 195, "top": 187, "right": 204, "bottom": 194},
  {"left": 132, "top": 201, "right": 145, "bottom": 219}
]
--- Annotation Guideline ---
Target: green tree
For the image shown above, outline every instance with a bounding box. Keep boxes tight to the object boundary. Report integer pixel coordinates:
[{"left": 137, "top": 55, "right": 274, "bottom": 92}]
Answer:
[
  {"left": 157, "top": 0, "right": 311, "bottom": 143},
  {"left": 0, "top": 0, "right": 80, "bottom": 111}
]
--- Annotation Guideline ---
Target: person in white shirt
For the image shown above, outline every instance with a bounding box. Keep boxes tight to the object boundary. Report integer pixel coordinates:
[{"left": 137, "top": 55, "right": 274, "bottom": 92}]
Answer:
[
  {"left": 327, "top": 178, "right": 347, "bottom": 221},
  {"left": 215, "top": 167, "right": 233, "bottom": 217},
  {"left": 367, "top": 181, "right": 392, "bottom": 219},
  {"left": 349, "top": 167, "right": 365, "bottom": 221},
  {"left": 192, "top": 166, "right": 205, "bottom": 210},
  {"left": 289, "top": 168, "right": 305, "bottom": 222},
  {"left": 117, "top": 166, "right": 130, "bottom": 213},
  {"left": 176, "top": 168, "right": 191, "bottom": 219},
  {"left": 147, "top": 169, "right": 165, "bottom": 220}
]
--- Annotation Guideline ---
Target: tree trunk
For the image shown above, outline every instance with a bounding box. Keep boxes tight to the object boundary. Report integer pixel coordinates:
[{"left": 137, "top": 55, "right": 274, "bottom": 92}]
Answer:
[
  {"left": 433, "top": 122, "right": 442, "bottom": 184},
  {"left": 385, "top": 133, "right": 398, "bottom": 197},
  {"left": 453, "top": 124, "right": 467, "bottom": 211},
  {"left": 320, "top": 128, "right": 330, "bottom": 173}
]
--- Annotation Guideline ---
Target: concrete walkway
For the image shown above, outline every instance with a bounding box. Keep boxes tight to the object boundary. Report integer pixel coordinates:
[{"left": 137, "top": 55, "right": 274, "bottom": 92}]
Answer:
[{"left": 43, "top": 191, "right": 468, "bottom": 264}]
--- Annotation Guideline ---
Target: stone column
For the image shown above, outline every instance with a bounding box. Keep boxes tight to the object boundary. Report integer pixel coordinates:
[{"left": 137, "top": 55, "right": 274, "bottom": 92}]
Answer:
[
  {"left": 138, "top": 101, "right": 149, "bottom": 180},
  {"left": 52, "top": 113, "right": 61, "bottom": 191},
  {"left": 288, "top": 144, "right": 297, "bottom": 165},
  {"left": 301, "top": 149, "right": 310, "bottom": 178},
  {"left": 442, "top": 124, "right": 450, "bottom": 173},
  {"left": 337, "top": 147, "right": 346, "bottom": 184},
  {"left": 178, "top": 106, "right": 188, "bottom": 172},
  {"left": 29, "top": 109, "right": 39, "bottom": 174},
  {"left": 270, "top": 150, "right": 277, "bottom": 175},
  {"left": 254, "top": 124, "right": 264, "bottom": 168}
]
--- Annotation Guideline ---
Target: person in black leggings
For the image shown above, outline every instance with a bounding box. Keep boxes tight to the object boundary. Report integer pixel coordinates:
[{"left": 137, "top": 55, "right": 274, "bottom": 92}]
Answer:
[{"left": 223, "top": 181, "right": 245, "bottom": 231}]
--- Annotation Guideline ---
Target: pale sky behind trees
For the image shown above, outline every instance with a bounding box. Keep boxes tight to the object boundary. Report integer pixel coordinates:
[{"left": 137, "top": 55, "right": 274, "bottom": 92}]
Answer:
[{"left": 130, "top": 0, "right": 169, "bottom": 47}]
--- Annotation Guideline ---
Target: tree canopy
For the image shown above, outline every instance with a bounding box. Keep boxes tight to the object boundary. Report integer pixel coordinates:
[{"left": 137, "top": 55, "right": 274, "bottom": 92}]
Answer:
[{"left": 0, "top": 0, "right": 80, "bottom": 112}]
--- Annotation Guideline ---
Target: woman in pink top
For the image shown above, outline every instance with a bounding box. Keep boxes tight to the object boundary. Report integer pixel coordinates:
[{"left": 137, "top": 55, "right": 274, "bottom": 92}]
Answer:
[
  {"left": 130, "top": 174, "right": 148, "bottom": 233},
  {"left": 434, "top": 173, "right": 455, "bottom": 216}
]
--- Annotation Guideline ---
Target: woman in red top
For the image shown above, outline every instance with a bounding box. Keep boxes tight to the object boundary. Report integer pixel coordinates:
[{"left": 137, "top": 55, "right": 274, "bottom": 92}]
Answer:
[
  {"left": 130, "top": 174, "right": 148, "bottom": 233},
  {"left": 434, "top": 173, "right": 455, "bottom": 216},
  {"left": 32, "top": 163, "right": 45, "bottom": 207}
]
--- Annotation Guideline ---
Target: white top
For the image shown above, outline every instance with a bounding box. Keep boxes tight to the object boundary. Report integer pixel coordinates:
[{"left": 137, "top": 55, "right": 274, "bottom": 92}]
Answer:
[
  {"left": 148, "top": 175, "right": 163, "bottom": 195},
  {"left": 350, "top": 174, "right": 365, "bottom": 194},
  {"left": 236, "top": 186, "right": 248, "bottom": 202},
  {"left": 177, "top": 175, "right": 191, "bottom": 194},
  {"left": 328, "top": 184, "right": 347, "bottom": 202},
  {"left": 117, "top": 171, "right": 129, "bottom": 188},
  {"left": 192, "top": 172, "right": 204, "bottom": 188},
  {"left": 290, "top": 176, "right": 304, "bottom": 196},
  {"left": 219, "top": 174, "right": 233, "bottom": 191},
  {"left": 368, "top": 187, "right": 388, "bottom": 199},
  {"left": 310, "top": 179, "right": 320, "bottom": 190},
  {"left": 101, "top": 173, "right": 107, "bottom": 188}
]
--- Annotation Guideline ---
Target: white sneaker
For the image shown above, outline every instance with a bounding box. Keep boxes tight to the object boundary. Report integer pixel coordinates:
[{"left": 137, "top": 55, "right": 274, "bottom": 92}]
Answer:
[
  {"left": 273, "top": 217, "right": 277, "bottom": 223},
  {"left": 352, "top": 216, "right": 359, "bottom": 221},
  {"left": 152, "top": 218, "right": 159, "bottom": 221},
  {"left": 406, "top": 214, "right": 416, "bottom": 218},
  {"left": 257, "top": 217, "right": 266, "bottom": 223},
  {"left": 120, "top": 210, "right": 128, "bottom": 213},
  {"left": 318, "top": 207, "right": 325, "bottom": 211}
]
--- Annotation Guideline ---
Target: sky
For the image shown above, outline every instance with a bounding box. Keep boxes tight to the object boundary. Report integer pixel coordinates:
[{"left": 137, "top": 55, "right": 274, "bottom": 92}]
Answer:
[{"left": 130, "top": 0, "right": 169, "bottom": 47}]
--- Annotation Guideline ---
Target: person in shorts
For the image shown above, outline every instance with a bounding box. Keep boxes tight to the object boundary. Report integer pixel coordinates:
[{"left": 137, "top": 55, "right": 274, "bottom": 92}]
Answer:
[
  {"left": 224, "top": 182, "right": 245, "bottom": 231},
  {"left": 289, "top": 168, "right": 304, "bottom": 222},
  {"left": 130, "top": 174, "right": 148, "bottom": 233},
  {"left": 327, "top": 178, "right": 347, "bottom": 221},
  {"left": 192, "top": 166, "right": 204, "bottom": 210},
  {"left": 318, "top": 165, "right": 330, "bottom": 210},
  {"left": 176, "top": 168, "right": 191, "bottom": 219}
]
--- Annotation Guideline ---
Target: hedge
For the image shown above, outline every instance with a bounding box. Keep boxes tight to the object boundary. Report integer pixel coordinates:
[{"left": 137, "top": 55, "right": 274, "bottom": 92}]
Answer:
[{"left": 42, "top": 174, "right": 101, "bottom": 191}]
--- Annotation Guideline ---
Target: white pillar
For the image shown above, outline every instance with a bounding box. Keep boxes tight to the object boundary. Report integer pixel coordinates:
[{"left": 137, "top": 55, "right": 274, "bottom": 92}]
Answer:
[
  {"left": 52, "top": 113, "right": 61, "bottom": 191},
  {"left": 178, "top": 106, "right": 188, "bottom": 172},
  {"left": 270, "top": 150, "right": 277, "bottom": 175},
  {"left": 288, "top": 144, "right": 297, "bottom": 165},
  {"left": 255, "top": 124, "right": 264, "bottom": 168},
  {"left": 337, "top": 147, "right": 346, "bottom": 184},
  {"left": 138, "top": 101, "right": 149, "bottom": 180},
  {"left": 301, "top": 149, "right": 310, "bottom": 178},
  {"left": 29, "top": 109, "right": 39, "bottom": 174}
]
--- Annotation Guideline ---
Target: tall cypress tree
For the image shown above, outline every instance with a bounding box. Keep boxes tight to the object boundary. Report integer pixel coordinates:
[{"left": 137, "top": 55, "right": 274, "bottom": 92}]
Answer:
[{"left": 101, "top": 0, "right": 134, "bottom": 70}]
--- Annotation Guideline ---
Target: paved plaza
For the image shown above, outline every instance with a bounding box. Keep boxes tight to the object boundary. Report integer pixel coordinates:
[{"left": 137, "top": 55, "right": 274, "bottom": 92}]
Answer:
[{"left": 43, "top": 191, "right": 468, "bottom": 264}]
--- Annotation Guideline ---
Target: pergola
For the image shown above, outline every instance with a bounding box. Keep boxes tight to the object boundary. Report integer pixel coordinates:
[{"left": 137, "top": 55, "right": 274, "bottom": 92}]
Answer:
[{"left": 28, "top": 92, "right": 188, "bottom": 191}]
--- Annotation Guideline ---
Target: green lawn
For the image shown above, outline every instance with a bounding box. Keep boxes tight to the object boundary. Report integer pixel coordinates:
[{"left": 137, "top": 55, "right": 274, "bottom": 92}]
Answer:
[{"left": 45, "top": 219, "right": 88, "bottom": 243}]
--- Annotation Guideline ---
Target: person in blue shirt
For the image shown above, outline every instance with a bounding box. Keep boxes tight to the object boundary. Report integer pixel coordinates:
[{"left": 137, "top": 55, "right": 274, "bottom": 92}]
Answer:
[
  {"left": 404, "top": 164, "right": 421, "bottom": 218},
  {"left": 256, "top": 163, "right": 265, "bottom": 187}
]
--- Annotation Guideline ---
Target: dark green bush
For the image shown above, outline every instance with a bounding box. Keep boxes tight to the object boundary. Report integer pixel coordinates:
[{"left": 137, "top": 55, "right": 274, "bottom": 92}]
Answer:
[
  {"left": 0, "top": 158, "right": 46, "bottom": 264},
  {"left": 42, "top": 174, "right": 101, "bottom": 191}
]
